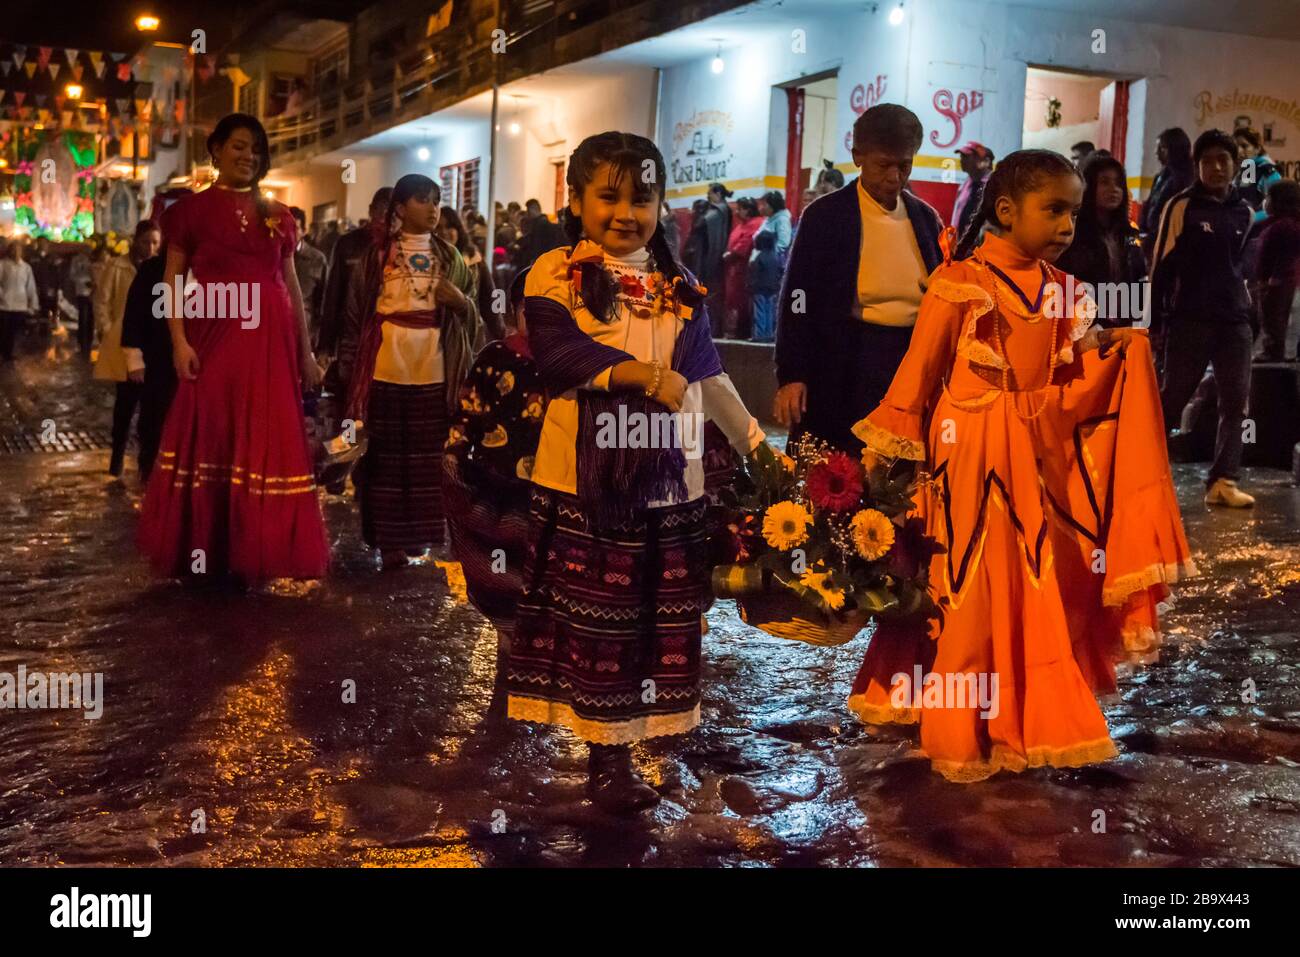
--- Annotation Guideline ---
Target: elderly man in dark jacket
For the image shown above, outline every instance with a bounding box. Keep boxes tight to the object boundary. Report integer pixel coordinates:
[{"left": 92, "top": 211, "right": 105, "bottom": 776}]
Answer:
[{"left": 773, "top": 103, "right": 943, "bottom": 452}]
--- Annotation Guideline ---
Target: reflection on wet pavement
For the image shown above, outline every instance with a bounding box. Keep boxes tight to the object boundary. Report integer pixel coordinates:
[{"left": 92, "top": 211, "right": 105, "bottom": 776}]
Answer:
[{"left": 1, "top": 351, "right": 1298, "bottom": 867}]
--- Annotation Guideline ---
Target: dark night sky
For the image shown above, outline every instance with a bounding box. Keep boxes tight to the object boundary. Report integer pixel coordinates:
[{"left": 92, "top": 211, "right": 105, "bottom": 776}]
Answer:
[{"left": 5, "top": 2, "right": 253, "bottom": 54}]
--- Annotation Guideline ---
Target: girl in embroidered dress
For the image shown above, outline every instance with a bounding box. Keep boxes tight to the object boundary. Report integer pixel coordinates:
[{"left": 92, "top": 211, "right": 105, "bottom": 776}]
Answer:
[
  {"left": 138, "top": 114, "right": 329, "bottom": 584},
  {"left": 336, "top": 174, "right": 484, "bottom": 570},
  {"left": 849, "top": 150, "right": 1196, "bottom": 782},
  {"left": 505, "top": 132, "right": 769, "bottom": 813}
]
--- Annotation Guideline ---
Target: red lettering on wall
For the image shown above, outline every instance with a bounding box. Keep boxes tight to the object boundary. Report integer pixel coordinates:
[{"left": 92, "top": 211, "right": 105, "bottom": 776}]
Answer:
[
  {"left": 846, "top": 74, "right": 889, "bottom": 149},
  {"left": 930, "top": 88, "right": 985, "bottom": 148}
]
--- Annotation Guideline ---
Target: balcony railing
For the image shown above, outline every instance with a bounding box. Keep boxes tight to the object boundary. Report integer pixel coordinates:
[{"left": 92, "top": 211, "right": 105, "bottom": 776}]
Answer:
[{"left": 256, "top": 0, "right": 697, "bottom": 165}]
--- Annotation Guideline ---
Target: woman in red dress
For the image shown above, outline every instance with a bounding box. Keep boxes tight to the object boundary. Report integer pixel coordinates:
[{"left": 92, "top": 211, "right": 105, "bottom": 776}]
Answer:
[
  {"left": 722, "top": 197, "right": 763, "bottom": 338},
  {"left": 138, "top": 113, "right": 329, "bottom": 583}
]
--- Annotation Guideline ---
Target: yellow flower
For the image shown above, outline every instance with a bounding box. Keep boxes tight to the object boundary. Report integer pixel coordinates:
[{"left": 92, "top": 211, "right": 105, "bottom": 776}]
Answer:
[
  {"left": 777, "top": 450, "right": 796, "bottom": 472},
  {"left": 800, "top": 569, "right": 846, "bottom": 610},
  {"left": 851, "top": 509, "right": 895, "bottom": 560},
  {"left": 762, "top": 500, "right": 812, "bottom": 550},
  {"left": 482, "top": 424, "right": 508, "bottom": 448},
  {"left": 496, "top": 370, "right": 516, "bottom": 395}
]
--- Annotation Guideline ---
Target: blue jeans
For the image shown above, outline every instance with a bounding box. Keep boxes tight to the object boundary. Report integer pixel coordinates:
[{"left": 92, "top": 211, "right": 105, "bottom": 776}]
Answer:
[{"left": 751, "top": 294, "right": 777, "bottom": 342}]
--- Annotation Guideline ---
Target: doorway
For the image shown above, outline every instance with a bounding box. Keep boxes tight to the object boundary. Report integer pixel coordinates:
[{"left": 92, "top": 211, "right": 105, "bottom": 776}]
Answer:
[
  {"left": 769, "top": 70, "right": 839, "bottom": 220},
  {"left": 1023, "top": 66, "right": 1134, "bottom": 165}
]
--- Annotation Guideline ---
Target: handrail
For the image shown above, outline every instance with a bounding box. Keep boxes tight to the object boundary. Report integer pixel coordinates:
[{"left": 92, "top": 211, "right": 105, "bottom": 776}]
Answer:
[{"left": 261, "top": 9, "right": 564, "bottom": 159}]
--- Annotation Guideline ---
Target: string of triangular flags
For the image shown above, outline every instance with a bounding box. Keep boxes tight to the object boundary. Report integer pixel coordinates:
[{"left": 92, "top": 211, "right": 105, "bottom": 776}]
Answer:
[{"left": 0, "top": 41, "right": 222, "bottom": 132}]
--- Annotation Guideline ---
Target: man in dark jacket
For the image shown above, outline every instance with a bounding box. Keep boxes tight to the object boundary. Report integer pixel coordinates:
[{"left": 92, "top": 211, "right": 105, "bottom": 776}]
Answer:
[
  {"left": 119, "top": 251, "right": 174, "bottom": 480},
  {"left": 773, "top": 103, "right": 943, "bottom": 452},
  {"left": 512, "top": 199, "right": 567, "bottom": 270},
  {"left": 1150, "top": 128, "right": 1256, "bottom": 508},
  {"left": 318, "top": 187, "right": 393, "bottom": 370},
  {"left": 291, "top": 207, "right": 328, "bottom": 345}
]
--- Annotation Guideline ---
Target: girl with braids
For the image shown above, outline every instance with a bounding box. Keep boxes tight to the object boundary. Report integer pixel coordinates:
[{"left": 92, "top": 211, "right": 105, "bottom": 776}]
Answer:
[
  {"left": 139, "top": 113, "right": 329, "bottom": 584},
  {"left": 335, "top": 174, "right": 484, "bottom": 570},
  {"left": 849, "top": 149, "right": 1195, "bottom": 782},
  {"left": 505, "top": 131, "right": 768, "bottom": 813}
]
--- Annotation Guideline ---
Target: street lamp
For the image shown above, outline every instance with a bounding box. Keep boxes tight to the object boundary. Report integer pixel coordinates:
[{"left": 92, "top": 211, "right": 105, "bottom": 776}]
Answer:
[
  {"left": 135, "top": 14, "right": 160, "bottom": 32},
  {"left": 65, "top": 83, "right": 83, "bottom": 100}
]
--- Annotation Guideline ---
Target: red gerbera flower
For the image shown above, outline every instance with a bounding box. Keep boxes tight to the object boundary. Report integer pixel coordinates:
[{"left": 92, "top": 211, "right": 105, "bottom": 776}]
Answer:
[
  {"left": 619, "top": 273, "right": 647, "bottom": 300},
  {"left": 805, "top": 451, "right": 864, "bottom": 511}
]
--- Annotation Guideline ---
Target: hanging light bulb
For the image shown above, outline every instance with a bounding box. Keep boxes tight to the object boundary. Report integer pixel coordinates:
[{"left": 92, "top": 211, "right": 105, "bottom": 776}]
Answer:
[
  {"left": 417, "top": 147, "right": 430, "bottom": 161},
  {"left": 888, "top": 3, "right": 905, "bottom": 26},
  {"left": 711, "top": 45, "right": 724, "bottom": 74},
  {"left": 508, "top": 121, "right": 521, "bottom": 136}
]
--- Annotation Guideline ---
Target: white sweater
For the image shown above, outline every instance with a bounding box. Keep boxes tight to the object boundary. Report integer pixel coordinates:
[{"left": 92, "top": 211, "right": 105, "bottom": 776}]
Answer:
[{"left": 0, "top": 259, "right": 38, "bottom": 313}]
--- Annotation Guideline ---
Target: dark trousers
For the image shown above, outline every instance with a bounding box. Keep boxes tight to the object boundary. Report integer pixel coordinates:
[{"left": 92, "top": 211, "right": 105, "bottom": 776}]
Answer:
[
  {"left": 792, "top": 319, "right": 914, "bottom": 452},
  {"left": 110, "top": 380, "right": 144, "bottom": 472},
  {"left": 1160, "top": 320, "right": 1252, "bottom": 486},
  {"left": 706, "top": 288, "right": 727, "bottom": 338},
  {"left": 74, "top": 296, "right": 94, "bottom": 355},
  {"left": 137, "top": 374, "right": 176, "bottom": 480},
  {"left": 0, "top": 310, "right": 25, "bottom": 360},
  {"left": 1256, "top": 283, "right": 1296, "bottom": 359}
]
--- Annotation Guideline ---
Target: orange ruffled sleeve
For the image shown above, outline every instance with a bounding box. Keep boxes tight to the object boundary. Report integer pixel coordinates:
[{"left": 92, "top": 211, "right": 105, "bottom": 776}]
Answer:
[{"left": 850, "top": 267, "right": 962, "bottom": 461}]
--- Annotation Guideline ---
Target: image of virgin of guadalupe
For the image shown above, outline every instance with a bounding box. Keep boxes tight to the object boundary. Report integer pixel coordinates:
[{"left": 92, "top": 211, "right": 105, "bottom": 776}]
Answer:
[
  {"left": 31, "top": 137, "right": 78, "bottom": 232},
  {"left": 106, "top": 181, "right": 140, "bottom": 236}
]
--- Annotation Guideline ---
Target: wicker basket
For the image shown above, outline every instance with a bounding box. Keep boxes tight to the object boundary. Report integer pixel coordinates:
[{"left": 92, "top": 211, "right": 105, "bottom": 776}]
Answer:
[{"left": 734, "top": 591, "right": 871, "bottom": 647}]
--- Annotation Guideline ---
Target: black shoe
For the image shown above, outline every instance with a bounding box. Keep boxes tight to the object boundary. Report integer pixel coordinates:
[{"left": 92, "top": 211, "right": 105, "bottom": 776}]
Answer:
[{"left": 587, "top": 744, "right": 660, "bottom": 814}]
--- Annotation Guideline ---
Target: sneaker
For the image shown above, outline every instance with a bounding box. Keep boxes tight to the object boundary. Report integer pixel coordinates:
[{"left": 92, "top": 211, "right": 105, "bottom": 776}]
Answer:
[{"left": 1205, "top": 478, "right": 1255, "bottom": 508}]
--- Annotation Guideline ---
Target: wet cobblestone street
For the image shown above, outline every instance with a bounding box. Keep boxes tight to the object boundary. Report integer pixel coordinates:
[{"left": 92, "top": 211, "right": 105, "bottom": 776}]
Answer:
[{"left": 2, "top": 348, "right": 1298, "bottom": 867}]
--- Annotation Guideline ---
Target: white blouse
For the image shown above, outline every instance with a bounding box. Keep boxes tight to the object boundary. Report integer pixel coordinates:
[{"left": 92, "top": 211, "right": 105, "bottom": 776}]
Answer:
[
  {"left": 374, "top": 233, "right": 443, "bottom": 385},
  {"left": 528, "top": 245, "right": 764, "bottom": 504}
]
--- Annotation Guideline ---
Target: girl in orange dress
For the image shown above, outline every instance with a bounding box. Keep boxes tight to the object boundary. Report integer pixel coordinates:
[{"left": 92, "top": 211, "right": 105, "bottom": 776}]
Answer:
[{"left": 849, "top": 150, "right": 1196, "bottom": 782}]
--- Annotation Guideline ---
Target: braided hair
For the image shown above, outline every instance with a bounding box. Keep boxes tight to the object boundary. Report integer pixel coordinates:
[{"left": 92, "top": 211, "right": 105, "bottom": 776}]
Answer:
[
  {"left": 558, "top": 131, "right": 702, "bottom": 323},
  {"left": 953, "top": 149, "right": 1080, "bottom": 260}
]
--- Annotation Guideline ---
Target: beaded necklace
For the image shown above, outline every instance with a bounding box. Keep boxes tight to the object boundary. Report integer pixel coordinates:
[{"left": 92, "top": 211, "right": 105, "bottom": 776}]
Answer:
[
  {"left": 389, "top": 233, "right": 437, "bottom": 302},
  {"left": 972, "top": 253, "right": 1060, "bottom": 422}
]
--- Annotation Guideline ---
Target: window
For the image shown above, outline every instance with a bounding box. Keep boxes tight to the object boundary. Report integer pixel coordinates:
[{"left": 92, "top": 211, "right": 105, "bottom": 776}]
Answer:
[
  {"left": 238, "top": 79, "right": 260, "bottom": 116},
  {"left": 439, "top": 157, "right": 481, "bottom": 212},
  {"left": 265, "top": 75, "right": 296, "bottom": 118},
  {"left": 313, "top": 44, "right": 348, "bottom": 90}
]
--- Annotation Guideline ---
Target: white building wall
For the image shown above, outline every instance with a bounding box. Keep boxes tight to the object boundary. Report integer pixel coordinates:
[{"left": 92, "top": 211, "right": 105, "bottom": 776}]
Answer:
[{"left": 656, "top": 0, "right": 1300, "bottom": 213}]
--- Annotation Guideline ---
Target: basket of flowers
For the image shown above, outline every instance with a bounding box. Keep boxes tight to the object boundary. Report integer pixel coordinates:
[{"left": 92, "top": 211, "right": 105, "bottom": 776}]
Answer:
[{"left": 711, "top": 435, "right": 943, "bottom": 646}]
